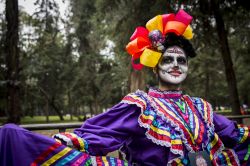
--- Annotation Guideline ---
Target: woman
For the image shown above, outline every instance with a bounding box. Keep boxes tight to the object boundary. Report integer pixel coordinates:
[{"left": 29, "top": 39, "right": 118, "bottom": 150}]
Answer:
[
  {"left": 55, "top": 9, "right": 250, "bottom": 165},
  {"left": 1, "top": 9, "right": 250, "bottom": 166}
]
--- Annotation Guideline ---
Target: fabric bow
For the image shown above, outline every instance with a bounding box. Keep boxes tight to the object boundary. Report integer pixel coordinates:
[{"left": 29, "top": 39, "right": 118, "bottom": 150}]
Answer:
[{"left": 126, "top": 9, "right": 193, "bottom": 70}]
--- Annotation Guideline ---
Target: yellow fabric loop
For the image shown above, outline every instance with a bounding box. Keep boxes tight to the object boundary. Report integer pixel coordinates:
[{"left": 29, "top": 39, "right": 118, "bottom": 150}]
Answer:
[
  {"left": 146, "top": 15, "right": 163, "bottom": 33},
  {"left": 183, "top": 25, "right": 193, "bottom": 39},
  {"left": 140, "top": 49, "right": 162, "bottom": 67}
]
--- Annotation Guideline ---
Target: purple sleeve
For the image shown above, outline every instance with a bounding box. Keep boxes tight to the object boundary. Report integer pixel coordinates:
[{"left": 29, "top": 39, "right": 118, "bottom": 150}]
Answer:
[
  {"left": 74, "top": 103, "right": 142, "bottom": 155},
  {"left": 214, "top": 113, "right": 250, "bottom": 163},
  {"left": 214, "top": 113, "right": 238, "bottom": 147}
]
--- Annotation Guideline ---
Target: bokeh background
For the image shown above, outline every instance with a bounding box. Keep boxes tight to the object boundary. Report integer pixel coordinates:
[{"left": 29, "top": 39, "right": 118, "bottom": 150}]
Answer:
[{"left": 0, "top": 0, "right": 249, "bottom": 124}]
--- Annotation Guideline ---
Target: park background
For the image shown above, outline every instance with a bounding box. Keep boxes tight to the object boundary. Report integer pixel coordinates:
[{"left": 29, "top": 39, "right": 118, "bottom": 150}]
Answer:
[{"left": 0, "top": 0, "right": 250, "bottom": 125}]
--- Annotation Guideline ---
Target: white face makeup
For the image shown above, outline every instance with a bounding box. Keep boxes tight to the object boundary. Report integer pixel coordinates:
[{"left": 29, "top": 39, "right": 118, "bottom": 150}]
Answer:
[{"left": 157, "top": 46, "right": 188, "bottom": 85}]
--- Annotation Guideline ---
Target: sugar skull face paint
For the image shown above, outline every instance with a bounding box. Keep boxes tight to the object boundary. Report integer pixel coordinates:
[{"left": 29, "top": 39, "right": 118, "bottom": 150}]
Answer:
[{"left": 157, "top": 46, "right": 188, "bottom": 85}]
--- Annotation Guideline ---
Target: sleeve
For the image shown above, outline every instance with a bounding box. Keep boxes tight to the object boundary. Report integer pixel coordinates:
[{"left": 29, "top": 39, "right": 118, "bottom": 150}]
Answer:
[
  {"left": 214, "top": 113, "right": 250, "bottom": 163},
  {"left": 53, "top": 102, "right": 142, "bottom": 156}
]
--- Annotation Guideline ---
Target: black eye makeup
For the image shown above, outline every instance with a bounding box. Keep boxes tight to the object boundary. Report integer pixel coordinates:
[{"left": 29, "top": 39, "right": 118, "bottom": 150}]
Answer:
[
  {"left": 160, "top": 56, "right": 187, "bottom": 65},
  {"left": 177, "top": 57, "right": 187, "bottom": 65},
  {"left": 161, "top": 56, "right": 174, "bottom": 64}
]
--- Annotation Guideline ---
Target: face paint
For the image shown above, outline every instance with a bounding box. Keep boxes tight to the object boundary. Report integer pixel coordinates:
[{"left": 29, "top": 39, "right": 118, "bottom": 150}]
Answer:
[{"left": 157, "top": 46, "right": 188, "bottom": 85}]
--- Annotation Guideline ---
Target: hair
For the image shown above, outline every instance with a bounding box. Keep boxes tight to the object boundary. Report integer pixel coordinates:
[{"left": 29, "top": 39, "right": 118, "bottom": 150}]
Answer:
[{"left": 163, "top": 33, "right": 196, "bottom": 58}]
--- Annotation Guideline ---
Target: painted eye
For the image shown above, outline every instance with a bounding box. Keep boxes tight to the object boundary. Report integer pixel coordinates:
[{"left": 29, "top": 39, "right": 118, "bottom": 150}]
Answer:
[
  {"left": 161, "top": 56, "right": 173, "bottom": 64},
  {"left": 177, "top": 57, "right": 187, "bottom": 65}
]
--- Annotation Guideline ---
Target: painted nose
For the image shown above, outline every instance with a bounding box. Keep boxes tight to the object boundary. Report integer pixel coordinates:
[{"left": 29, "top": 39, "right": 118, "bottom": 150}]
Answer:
[{"left": 173, "top": 59, "right": 178, "bottom": 67}]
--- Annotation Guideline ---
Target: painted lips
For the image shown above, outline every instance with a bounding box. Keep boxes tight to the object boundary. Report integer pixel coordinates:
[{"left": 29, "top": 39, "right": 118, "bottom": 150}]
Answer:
[{"left": 168, "top": 70, "right": 182, "bottom": 77}]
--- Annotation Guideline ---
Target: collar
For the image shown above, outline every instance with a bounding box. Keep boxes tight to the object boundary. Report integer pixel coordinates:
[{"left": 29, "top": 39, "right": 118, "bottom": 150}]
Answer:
[{"left": 148, "top": 87, "right": 183, "bottom": 99}]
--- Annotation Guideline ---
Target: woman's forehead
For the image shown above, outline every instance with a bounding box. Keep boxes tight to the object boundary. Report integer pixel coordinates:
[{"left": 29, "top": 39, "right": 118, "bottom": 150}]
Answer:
[{"left": 163, "top": 46, "right": 186, "bottom": 57}]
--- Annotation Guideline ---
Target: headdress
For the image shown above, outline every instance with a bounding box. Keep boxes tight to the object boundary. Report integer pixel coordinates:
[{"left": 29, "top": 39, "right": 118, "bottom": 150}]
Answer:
[{"left": 126, "top": 9, "right": 193, "bottom": 70}]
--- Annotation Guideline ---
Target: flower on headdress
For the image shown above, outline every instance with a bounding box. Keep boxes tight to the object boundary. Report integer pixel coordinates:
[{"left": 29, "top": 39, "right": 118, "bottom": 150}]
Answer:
[{"left": 126, "top": 9, "right": 193, "bottom": 70}]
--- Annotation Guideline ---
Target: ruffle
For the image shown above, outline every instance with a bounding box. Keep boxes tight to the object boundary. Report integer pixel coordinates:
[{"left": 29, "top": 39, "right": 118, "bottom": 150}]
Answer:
[
  {"left": 90, "top": 156, "right": 129, "bottom": 166},
  {"left": 138, "top": 91, "right": 193, "bottom": 153},
  {"left": 213, "top": 148, "right": 240, "bottom": 166},
  {"left": 148, "top": 87, "right": 183, "bottom": 99},
  {"left": 189, "top": 97, "right": 223, "bottom": 157},
  {"left": 237, "top": 124, "right": 250, "bottom": 143},
  {"left": 121, "top": 90, "right": 190, "bottom": 164},
  {"left": 52, "top": 132, "right": 88, "bottom": 152},
  {"left": 121, "top": 90, "right": 240, "bottom": 165},
  {"left": 192, "top": 97, "right": 214, "bottom": 134}
]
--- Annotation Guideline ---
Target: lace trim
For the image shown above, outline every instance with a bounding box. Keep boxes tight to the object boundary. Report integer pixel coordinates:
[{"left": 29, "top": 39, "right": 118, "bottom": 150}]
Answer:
[
  {"left": 52, "top": 132, "right": 88, "bottom": 152},
  {"left": 148, "top": 87, "right": 183, "bottom": 98},
  {"left": 205, "top": 101, "right": 225, "bottom": 159},
  {"left": 121, "top": 90, "right": 189, "bottom": 163},
  {"left": 91, "top": 156, "right": 97, "bottom": 166},
  {"left": 190, "top": 97, "right": 240, "bottom": 164},
  {"left": 213, "top": 149, "right": 240, "bottom": 166},
  {"left": 122, "top": 91, "right": 240, "bottom": 165},
  {"left": 149, "top": 87, "right": 182, "bottom": 94},
  {"left": 121, "top": 97, "right": 184, "bottom": 164},
  {"left": 191, "top": 97, "right": 226, "bottom": 158},
  {"left": 118, "top": 146, "right": 127, "bottom": 161},
  {"left": 139, "top": 90, "right": 194, "bottom": 153},
  {"left": 230, "top": 149, "right": 240, "bottom": 166},
  {"left": 187, "top": 97, "right": 214, "bottom": 148}
]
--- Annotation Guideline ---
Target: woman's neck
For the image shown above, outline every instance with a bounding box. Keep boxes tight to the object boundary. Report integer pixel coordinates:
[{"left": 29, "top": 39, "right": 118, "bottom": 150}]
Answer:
[{"left": 159, "top": 83, "right": 181, "bottom": 91}]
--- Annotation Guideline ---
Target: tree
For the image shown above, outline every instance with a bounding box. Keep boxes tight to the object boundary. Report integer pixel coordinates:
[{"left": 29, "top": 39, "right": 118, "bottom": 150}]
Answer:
[
  {"left": 5, "top": 0, "right": 21, "bottom": 123},
  {"left": 0, "top": 11, "right": 6, "bottom": 117},
  {"left": 1, "top": 0, "right": 249, "bottom": 124},
  {"left": 210, "top": 0, "right": 241, "bottom": 117},
  {"left": 20, "top": 0, "right": 66, "bottom": 120}
]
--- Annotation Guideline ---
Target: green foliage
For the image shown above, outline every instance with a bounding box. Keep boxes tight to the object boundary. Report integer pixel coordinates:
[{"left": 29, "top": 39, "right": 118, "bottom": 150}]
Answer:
[{"left": 1, "top": 0, "right": 250, "bottom": 122}]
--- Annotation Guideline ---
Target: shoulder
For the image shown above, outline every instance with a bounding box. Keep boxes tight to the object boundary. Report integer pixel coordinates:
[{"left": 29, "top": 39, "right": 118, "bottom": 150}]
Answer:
[
  {"left": 187, "top": 96, "right": 212, "bottom": 108},
  {"left": 121, "top": 90, "right": 149, "bottom": 110}
]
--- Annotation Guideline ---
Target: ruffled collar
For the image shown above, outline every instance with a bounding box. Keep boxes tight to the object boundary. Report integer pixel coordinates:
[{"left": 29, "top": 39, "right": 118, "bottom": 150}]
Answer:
[{"left": 148, "top": 87, "right": 183, "bottom": 99}]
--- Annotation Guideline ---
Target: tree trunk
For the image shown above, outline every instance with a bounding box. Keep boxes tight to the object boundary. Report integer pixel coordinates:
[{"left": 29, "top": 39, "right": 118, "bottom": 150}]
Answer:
[
  {"left": 210, "top": 0, "right": 241, "bottom": 118},
  {"left": 5, "top": 0, "right": 21, "bottom": 124},
  {"left": 204, "top": 70, "right": 210, "bottom": 99},
  {"left": 89, "top": 103, "right": 94, "bottom": 117},
  {"left": 50, "top": 98, "right": 64, "bottom": 120},
  {"left": 39, "top": 87, "right": 64, "bottom": 120},
  {"left": 68, "top": 90, "right": 73, "bottom": 120},
  {"left": 45, "top": 99, "right": 49, "bottom": 123}
]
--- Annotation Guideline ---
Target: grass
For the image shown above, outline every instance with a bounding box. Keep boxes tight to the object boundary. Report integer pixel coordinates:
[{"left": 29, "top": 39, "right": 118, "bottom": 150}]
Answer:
[
  {"left": 0, "top": 115, "right": 85, "bottom": 125},
  {"left": 1, "top": 109, "right": 248, "bottom": 124},
  {"left": 2, "top": 112, "right": 249, "bottom": 160}
]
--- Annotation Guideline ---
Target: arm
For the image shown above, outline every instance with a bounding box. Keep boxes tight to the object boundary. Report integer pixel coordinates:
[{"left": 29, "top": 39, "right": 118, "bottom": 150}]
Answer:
[
  {"left": 214, "top": 113, "right": 250, "bottom": 163},
  {"left": 53, "top": 102, "right": 142, "bottom": 155}
]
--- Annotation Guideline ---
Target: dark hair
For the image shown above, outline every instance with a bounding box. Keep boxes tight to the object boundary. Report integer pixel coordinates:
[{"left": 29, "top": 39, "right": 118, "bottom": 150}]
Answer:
[{"left": 163, "top": 33, "right": 196, "bottom": 58}]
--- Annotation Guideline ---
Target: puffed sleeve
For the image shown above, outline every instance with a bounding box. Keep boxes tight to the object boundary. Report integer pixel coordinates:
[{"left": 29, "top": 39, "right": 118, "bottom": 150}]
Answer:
[
  {"left": 214, "top": 113, "right": 250, "bottom": 164},
  {"left": 72, "top": 102, "right": 142, "bottom": 155}
]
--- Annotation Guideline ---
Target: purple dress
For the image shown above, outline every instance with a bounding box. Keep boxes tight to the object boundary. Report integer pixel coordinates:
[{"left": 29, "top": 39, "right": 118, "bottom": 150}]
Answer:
[
  {"left": 0, "top": 124, "right": 128, "bottom": 166},
  {"left": 1, "top": 88, "right": 250, "bottom": 166}
]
